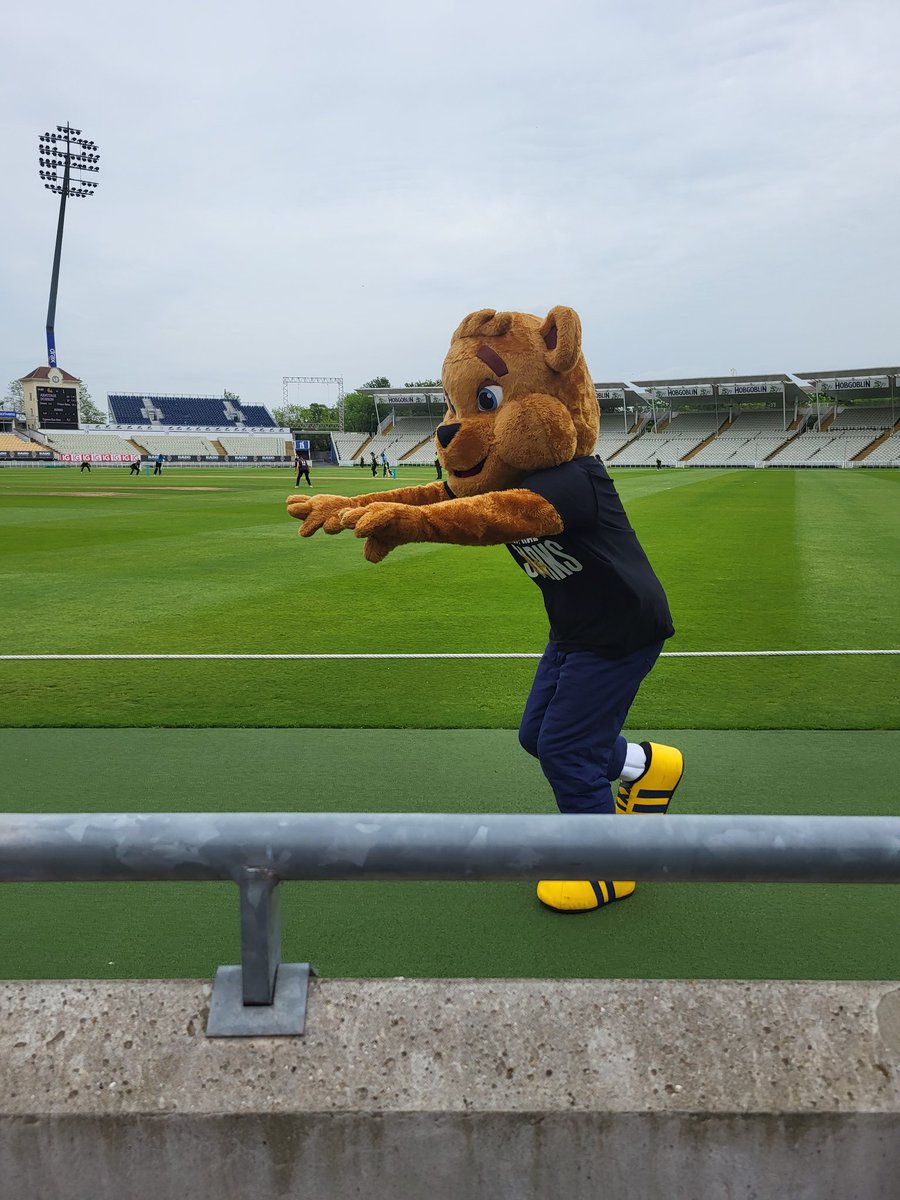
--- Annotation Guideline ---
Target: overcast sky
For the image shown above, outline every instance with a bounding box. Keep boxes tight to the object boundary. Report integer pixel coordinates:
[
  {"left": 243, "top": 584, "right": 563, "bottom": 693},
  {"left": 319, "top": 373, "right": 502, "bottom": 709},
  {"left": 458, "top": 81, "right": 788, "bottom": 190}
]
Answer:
[{"left": 3, "top": 0, "right": 899, "bottom": 414}]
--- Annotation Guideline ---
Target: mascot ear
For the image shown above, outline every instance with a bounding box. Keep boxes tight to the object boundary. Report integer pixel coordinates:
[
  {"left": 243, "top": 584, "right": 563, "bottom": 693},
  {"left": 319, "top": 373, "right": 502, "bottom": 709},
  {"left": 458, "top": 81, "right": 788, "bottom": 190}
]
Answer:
[
  {"left": 452, "top": 309, "right": 514, "bottom": 341},
  {"left": 540, "top": 306, "right": 582, "bottom": 373}
]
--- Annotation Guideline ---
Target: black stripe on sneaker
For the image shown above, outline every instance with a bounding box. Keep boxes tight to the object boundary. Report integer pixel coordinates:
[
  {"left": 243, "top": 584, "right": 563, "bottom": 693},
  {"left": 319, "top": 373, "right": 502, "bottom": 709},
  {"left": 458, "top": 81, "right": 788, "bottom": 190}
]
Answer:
[
  {"left": 637, "top": 788, "right": 675, "bottom": 798},
  {"left": 589, "top": 882, "right": 606, "bottom": 907},
  {"left": 632, "top": 802, "right": 670, "bottom": 813},
  {"left": 604, "top": 880, "right": 617, "bottom": 901}
]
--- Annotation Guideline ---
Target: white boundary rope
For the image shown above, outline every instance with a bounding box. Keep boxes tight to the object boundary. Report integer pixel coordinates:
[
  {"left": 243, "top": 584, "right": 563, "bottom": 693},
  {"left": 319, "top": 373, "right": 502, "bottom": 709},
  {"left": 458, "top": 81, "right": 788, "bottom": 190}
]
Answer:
[{"left": 0, "top": 650, "right": 897, "bottom": 662}]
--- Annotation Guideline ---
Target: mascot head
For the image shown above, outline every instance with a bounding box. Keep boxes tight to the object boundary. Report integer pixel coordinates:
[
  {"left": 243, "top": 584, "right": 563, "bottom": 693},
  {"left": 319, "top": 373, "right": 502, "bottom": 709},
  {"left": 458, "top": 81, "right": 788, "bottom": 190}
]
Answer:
[{"left": 437, "top": 305, "right": 598, "bottom": 497}]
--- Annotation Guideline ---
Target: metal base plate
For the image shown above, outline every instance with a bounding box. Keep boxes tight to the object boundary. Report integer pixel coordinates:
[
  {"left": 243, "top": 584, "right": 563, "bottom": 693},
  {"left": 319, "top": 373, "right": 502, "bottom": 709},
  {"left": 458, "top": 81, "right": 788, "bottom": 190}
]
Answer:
[{"left": 206, "top": 963, "right": 313, "bottom": 1037}]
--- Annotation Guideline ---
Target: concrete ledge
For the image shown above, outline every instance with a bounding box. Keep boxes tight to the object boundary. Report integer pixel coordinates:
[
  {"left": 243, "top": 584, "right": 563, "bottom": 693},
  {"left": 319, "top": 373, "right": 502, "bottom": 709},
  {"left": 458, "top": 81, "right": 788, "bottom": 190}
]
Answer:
[{"left": 2, "top": 979, "right": 900, "bottom": 1198}]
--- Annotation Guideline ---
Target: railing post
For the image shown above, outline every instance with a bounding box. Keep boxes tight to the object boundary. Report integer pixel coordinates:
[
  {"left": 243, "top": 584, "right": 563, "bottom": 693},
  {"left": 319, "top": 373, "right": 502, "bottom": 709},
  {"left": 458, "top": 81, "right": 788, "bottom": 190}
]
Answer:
[
  {"left": 206, "top": 869, "right": 313, "bottom": 1038},
  {"left": 238, "top": 868, "right": 281, "bottom": 1006}
]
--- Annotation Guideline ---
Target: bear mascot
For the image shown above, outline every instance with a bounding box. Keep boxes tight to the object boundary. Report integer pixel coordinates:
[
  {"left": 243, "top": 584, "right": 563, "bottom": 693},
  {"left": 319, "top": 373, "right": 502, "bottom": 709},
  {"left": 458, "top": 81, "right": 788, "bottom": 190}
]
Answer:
[{"left": 287, "top": 306, "right": 684, "bottom": 912}]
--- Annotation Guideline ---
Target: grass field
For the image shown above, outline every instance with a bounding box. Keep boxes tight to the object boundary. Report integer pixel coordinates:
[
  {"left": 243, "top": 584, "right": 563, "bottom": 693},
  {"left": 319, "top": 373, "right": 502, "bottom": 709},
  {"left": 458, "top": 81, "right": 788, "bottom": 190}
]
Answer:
[
  {"left": 2, "top": 464, "right": 898, "bottom": 729},
  {"left": 1, "top": 464, "right": 898, "bottom": 982}
]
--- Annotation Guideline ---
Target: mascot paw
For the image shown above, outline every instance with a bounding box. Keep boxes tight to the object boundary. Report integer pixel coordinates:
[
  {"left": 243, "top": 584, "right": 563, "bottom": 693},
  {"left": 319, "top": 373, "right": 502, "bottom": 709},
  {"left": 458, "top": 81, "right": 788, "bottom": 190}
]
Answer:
[
  {"left": 536, "top": 880, "right": 635, "bottom": 912},
  {"left": 349, "top": 502, "right": 425, "bottom": 538},
  {"left": 339, "top": 502, "right": 427, "bottom": 562},
  {"left": 286, "top": 493, "right": 352, "bottom": 537}
]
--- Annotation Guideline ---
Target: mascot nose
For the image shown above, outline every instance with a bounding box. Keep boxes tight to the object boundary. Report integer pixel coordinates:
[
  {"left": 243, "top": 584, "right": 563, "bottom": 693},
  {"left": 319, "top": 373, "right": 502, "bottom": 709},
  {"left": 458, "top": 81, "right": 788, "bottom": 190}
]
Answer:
[{"left": 437, "top": 423, "right": 460, "bottom": 448}]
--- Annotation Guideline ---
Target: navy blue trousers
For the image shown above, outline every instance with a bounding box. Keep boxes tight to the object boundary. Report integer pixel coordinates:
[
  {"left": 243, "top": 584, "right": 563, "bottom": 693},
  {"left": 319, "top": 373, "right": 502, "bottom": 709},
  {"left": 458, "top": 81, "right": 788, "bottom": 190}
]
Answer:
[{"left": 518, "top": 640, "right": 664, "bottom": 815}]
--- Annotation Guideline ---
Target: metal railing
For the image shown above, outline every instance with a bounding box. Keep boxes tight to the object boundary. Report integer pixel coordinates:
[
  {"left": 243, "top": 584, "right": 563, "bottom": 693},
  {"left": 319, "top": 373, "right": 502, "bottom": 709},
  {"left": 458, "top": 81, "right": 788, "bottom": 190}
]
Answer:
[{"left": 2, "top": 812, "right": 899, "bottom": 1037}]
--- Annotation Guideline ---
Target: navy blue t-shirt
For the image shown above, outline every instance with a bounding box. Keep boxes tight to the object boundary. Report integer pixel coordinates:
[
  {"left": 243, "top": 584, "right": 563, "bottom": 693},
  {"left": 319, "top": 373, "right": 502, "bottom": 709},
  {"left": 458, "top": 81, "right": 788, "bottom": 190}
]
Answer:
[{"left": 505, "top": 456, "right": 674, "bottom": 657}]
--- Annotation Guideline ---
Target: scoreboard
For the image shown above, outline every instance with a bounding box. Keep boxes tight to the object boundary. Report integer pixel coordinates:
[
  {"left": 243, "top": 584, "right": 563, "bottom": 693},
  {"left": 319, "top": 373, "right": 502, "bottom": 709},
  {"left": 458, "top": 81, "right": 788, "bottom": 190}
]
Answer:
[{"left": 37, "top": 386, "right": 79, "bottom": 430}]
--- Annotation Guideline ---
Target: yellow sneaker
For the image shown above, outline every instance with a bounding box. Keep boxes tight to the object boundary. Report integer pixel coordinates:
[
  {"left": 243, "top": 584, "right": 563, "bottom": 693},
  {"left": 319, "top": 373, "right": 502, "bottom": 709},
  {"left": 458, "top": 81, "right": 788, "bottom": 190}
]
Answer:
[
  {"left": 616, "top": 741, "right": 684, "bottom": 814},
  {"left": 536, "top": 878, "right": 636, "bottom": 913}
]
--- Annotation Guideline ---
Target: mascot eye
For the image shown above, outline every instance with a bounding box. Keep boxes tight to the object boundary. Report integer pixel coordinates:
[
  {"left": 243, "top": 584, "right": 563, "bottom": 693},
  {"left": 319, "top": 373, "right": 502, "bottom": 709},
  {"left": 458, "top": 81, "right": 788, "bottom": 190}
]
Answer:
[{"left": 476, "top": 385, "right": 503, "bottom": 412}]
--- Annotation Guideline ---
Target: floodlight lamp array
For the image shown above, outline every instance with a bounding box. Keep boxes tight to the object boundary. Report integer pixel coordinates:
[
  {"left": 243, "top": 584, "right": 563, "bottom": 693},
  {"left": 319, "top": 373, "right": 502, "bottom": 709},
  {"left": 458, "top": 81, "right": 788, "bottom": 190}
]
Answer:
[{"left": 37, "top": 125, "right": 101, "bottom": 197}]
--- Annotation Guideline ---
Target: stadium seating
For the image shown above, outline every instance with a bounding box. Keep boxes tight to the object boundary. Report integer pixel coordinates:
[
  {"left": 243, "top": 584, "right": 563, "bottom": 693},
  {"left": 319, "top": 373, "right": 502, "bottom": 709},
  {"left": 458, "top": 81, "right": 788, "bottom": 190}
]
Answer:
[
  {"left": 107, "top": 395, "right": 279, "bottom": 428},
  {"left": 237, "top": 405, "right": 277, "bottom": 428},
  {"left": 41, "top": 432, "right": 140, "bottom": 455},
  {"left": 688, "top": 435, "right": 792, "bottom": 467},
  {"left": 332, "top": 434, "right": 370, "bottom": 465},
  {"left": 107, "top": 396, "right": 151, "bottom": 425},
  {"left": 217, "top": 436, "right": 290, "bottom": 457},
  {"left": 137, "top": 435, "right": 220, "bottom": 457},
  {"left": 593, "top": 432, "right": 632, "bottom": 460},
  {"left": 658, "top": 412, "right": 724, "bottom": 436},
  {"left": 608, "top": 433, "right": 702, "bottom": 466},
  {"left": 859, "top": 433, "right": 900, "bottom": 465},
  {"left": 159, "top": 399, "right": 232, "bottom": 425},
  {"left": 767, "top": 432, "right": 874, "bottom": 465},
  {"left": 831, "top": 406, "right": 898, "bottom": 430},
  {"left": 717, "top": 411, "right": 792, "bottom": 437},
  {"left": 0, "top": 434, "right": 47, "bottom": 452},
  {"left": 403, "top": 442, "right": 443, "bottom": 465}
]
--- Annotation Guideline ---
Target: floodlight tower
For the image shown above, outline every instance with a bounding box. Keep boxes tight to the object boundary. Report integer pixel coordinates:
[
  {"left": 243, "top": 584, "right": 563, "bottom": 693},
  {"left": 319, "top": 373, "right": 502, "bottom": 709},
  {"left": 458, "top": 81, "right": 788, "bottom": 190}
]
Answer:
[{"left": 38, "top": 123, "right": 100, "bottom": 366}]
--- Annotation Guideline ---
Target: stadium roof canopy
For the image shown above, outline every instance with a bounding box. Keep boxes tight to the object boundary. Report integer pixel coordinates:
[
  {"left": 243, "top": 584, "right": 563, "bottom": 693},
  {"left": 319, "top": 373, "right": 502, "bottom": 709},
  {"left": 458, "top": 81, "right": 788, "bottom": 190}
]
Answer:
[
  {"left": 627, "top": 373, "right": 794, "bottom": 407},
  {"left": 631, "top": 373, "right": 791, "bottom": 388},
  {"left": 793, "top": 367, "right": 900, "bottom": 381},
  {"left": 593, "top": 382, "right": 646, "bottom": 410}
]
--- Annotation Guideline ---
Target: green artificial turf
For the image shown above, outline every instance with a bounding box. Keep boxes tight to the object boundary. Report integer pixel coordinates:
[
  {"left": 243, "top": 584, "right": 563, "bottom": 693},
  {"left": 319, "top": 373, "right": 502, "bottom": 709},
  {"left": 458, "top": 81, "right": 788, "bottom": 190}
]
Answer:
[
  {"left": 0, "top": 466, "right": 898, "bottom": 729},
  {"left": 1, "top": 727, "right": 897, "bottom": 982}
]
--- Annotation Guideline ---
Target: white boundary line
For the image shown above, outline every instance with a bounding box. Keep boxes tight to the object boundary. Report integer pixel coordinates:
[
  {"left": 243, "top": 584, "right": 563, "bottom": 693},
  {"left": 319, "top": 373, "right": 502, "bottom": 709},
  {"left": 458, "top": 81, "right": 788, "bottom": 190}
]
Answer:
[{"left": 0, "top": 650, "right": 897, "bottom": 661}]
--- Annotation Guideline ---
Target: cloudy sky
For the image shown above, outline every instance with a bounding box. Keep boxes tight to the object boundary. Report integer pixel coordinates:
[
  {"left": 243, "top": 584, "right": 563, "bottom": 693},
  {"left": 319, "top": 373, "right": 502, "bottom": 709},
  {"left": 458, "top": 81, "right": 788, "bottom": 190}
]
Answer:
[{"left": 3, "top": 0, "right": 899, "bottom": 414}]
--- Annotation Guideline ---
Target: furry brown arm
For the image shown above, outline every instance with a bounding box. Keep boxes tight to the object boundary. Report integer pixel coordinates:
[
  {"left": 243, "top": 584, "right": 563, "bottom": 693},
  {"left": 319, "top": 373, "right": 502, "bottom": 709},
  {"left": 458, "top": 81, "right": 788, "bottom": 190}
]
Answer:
[
  {"left": 287, "top": 480, "right": 449, "bottom": 536},
  {"left": 339, "top": 489, "right": 563, "bottom": 563}
]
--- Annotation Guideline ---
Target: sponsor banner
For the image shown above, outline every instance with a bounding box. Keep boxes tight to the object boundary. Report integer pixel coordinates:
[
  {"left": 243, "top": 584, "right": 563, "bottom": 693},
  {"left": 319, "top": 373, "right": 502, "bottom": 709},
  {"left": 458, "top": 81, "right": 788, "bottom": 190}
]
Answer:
[
  {"left": 0, "top": 450, "right": 53, "bottom": 458},
  {"left": 819, "top": 376, "right": 890, "bottom": 391},
  {"left": 58, "top": 452, "right": 140, "bottom": 463},
  {"left": 651, "top": 385, "right": 714, "bottom": 399},
  {"left": 0, "top": 410, "right": 20, "bottom": 419},
  {"left": 380, "top": 392, "right": 444, "bottom": 405},
  {"left": 718, "top": 382, "right": 782, "bottom": 396},
  {"left": 595, "top": 388, "right": 625, "bottom": 401}
]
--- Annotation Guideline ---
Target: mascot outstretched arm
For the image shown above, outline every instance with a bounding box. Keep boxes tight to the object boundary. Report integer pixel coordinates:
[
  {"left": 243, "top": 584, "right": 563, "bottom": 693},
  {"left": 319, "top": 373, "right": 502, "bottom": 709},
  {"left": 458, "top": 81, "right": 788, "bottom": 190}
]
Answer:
[
  {"left": 287, "top": 305, "right": 592, "bottom": 561},
  {"left": 287, "top": 305, "right": 685, "bottom": 914}
]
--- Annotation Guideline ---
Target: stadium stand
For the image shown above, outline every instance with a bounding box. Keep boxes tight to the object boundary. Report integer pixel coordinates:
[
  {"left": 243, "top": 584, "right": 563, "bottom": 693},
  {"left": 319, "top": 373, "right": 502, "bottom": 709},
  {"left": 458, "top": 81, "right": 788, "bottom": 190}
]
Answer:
[
  {"left": 858, "top": 433, "right": 900, "bottom": 465},
  {"left": 688, "top": 435, "right": 793, "bottom": 467},
  {"left": 332, "top": 434, "right": 370, "bottom": 465},
  {"left": 41, "top": 432, "right": 141, "bottom": 456},
  {"left": 659, "top": 412, "right": 725, "bottom": 435},
  {"left": 137, "top": 435, "right": 220, "bottom": 457},
  {"left": 831, "top": 406, "right": 897, "bottom": 430},
  {"left": 106, "top": 395, "right": 151, "bottom": 425},
  {"left": 161, "top": 399, "right": 234, "bottom": 425},
  {"left": 390, "top": 417, "right": 439, "bottom": 437},
  {"left": 237, "top": 405, "right": 277, "bottom": 428},
  {"left": 717, "top": 411, "right": 793, "bottom": 437},
  {"left": 217, "top": 436, "right": 291, "bottom": 457},
  {"left": 363, "top": 432, "right": 408, "bottom": 465},
  {"left": 594, "top": 432, "right": 633, "bottom": 461},
  {"left": 402, "top": 442, "right": 441, "bottom": 465},
  {"left": 767, "top": 432, "right": 874, "bottom": 466},
  {"left": 107, "top": 395, "right": 278, "bottom": 428},
  {"left": 608, "top": 433, "right": 700, "bottom": 466},
  {"left": 0, "top": 434, "right": 47, "bottom": 453}
]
